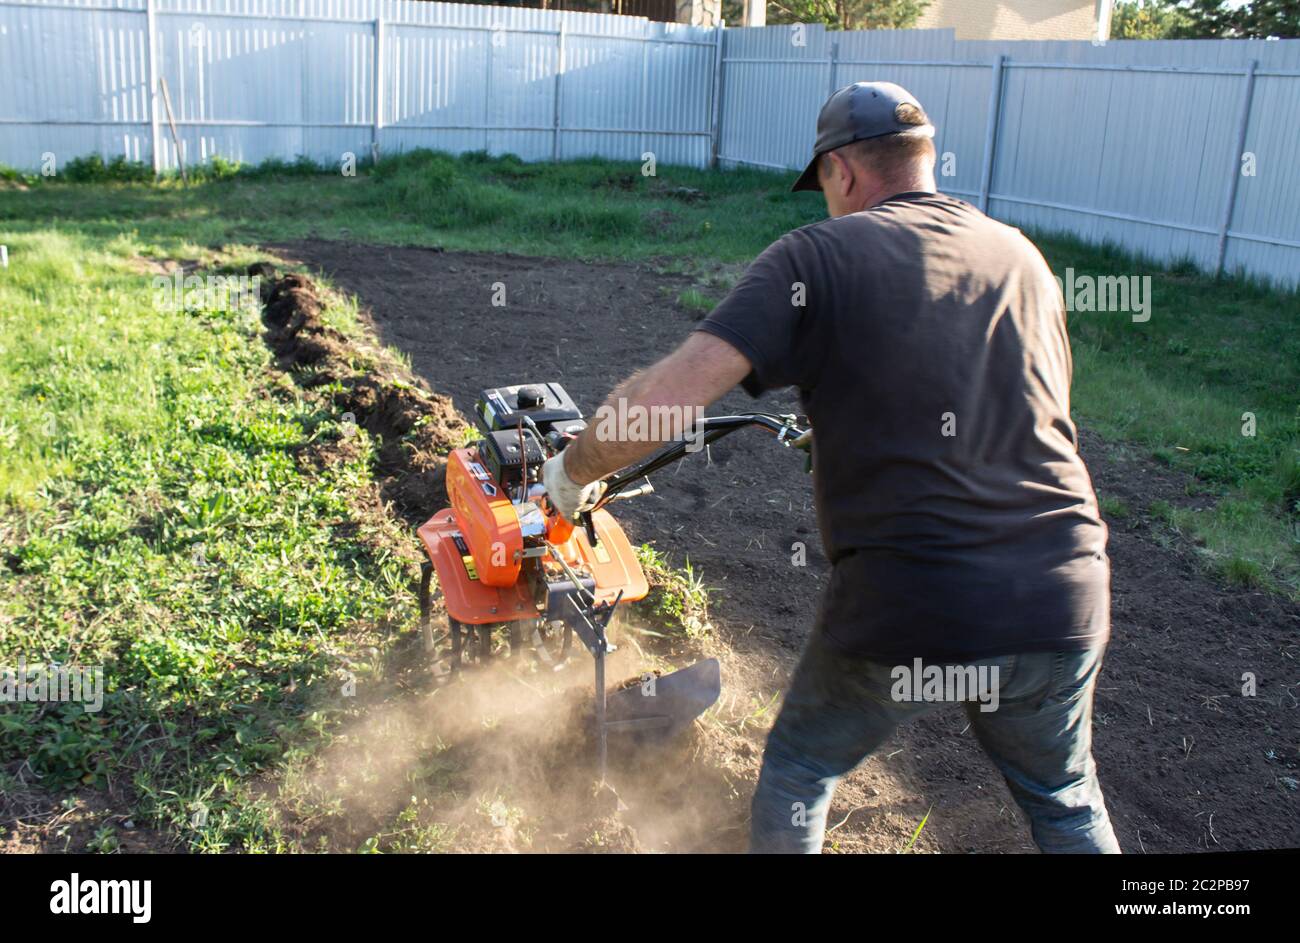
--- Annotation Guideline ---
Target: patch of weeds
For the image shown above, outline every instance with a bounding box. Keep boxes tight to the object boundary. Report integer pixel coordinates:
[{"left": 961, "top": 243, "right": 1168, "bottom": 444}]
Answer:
[
  {"left": 359, "top": 797, "right": 456, "bottom": 853},
  {"left": 1098, "top": 494, "right": 1131, "bottom": 521},
  {"left": 676, "top": 288, "right": 716, "bottom": 316},
  {"left": 60, "top": 154, "right": 153, "bottom": 183},
  {"left": 634, "top": 544, "right": 712, "bottom": 639},
  {"left": 1220, "top": 556, "right": 1268, "bottom": 589}
]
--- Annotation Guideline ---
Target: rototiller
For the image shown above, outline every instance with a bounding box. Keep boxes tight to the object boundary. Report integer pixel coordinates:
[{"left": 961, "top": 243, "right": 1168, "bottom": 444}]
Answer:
[{"left": 416, "top": 381, "right": 805, "bottom": 776}]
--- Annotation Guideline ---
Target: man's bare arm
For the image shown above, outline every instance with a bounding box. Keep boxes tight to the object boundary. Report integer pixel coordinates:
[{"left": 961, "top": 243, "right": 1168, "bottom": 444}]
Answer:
[{"left": 562, "top": 332, "right": 753, "bottom": 485}]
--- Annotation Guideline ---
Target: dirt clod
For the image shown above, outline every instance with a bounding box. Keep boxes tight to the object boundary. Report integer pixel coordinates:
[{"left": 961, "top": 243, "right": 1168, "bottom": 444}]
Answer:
[{"left": 252, "top": 264, "right": 470, "bottom": 519}]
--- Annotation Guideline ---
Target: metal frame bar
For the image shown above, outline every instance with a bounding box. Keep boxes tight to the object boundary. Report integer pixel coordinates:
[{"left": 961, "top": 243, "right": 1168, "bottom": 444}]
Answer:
[
  {"left": 152, "top": 119, "right": 370, "bottom": 128},
  {"left": 398, "top": 125, "right": 712, "bottom": 136},
  {"left": 145, "top": 0, "right": 160, "bottom": 176},
  {"left": 372, "top": 6, "right": 384, "bottom": 159},
  {"left": 1217, "top": 58, "right": 1257, "bottom": 274},
  {"left": 708, "top": 21, "right": 724, "bottom": 168},
  {"left": 826, "top": 37, "right": 838, "bottom": 96},
  {"left": 483, "top": 14, "right": 493, "bottom": 153},
  {"left": 724, "top": 57, "right": 832, "bottom": 66},
  {"left": 638, "top": 28, "right": 649, "bottom": 159},
  {"left": 716, "top": 153, "right": 792, "bottom": 171},
  {"left": 1006, "top": 60, "right": 1252, "bottom": 76},
  {"left": 978, "top": 54, "right": 1005, "bottom": 214},
  {"left": 988, "top": 192, "right": 1220, "bottom": 234},
  {"left": 552, "top": 19, "right": 566, "bottom": 162},
  {"left": 720, "top": 53, "right": 1300, "bottom": 79},
  {"left": 0, "top": 1, "right": 143, "bottom": 12},
  {"left": 0, "top": 118, "right": 153, "bottom": 126},
  {"left": 837, "top": 58, "right": 992, "bottom": 68},
  {"left": 1225, "top": 229, "right": 1300, "bottom": 251},
  {"left": 0, "top": 117, "right": 695, "bottom": 136}
]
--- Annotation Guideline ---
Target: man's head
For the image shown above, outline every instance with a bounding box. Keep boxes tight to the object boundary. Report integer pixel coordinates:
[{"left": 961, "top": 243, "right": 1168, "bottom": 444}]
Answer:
[{"left": 792, "top": 82, "right": 937, "bottom": 218}]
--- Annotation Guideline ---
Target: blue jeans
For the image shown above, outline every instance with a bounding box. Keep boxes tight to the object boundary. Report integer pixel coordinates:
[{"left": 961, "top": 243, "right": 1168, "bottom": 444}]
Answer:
[{"left": 750, "top": 629, "right": 1120, "bottom": 853}]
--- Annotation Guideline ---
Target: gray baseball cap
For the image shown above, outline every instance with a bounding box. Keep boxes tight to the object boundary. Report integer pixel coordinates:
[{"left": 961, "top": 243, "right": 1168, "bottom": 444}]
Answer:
[{"left": 791, "top": 81, "right": 935, "bottom": 192}]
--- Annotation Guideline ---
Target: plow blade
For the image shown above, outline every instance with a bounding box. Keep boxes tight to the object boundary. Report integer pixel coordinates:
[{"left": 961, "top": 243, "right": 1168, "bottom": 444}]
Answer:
[{"left": 605, "top": 658, "right": 721, "bottom": 741}]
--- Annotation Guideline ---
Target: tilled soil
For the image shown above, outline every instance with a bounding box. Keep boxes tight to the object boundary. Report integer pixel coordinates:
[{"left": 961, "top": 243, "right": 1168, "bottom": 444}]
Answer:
[{"left": 274, "top": 239, "right": 1299, "bottom": 853}]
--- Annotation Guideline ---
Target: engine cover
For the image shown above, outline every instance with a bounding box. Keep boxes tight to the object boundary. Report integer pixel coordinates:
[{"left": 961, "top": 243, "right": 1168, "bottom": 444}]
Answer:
[{"left": 476, "top": 382, "right": 586, "bottom": 438}]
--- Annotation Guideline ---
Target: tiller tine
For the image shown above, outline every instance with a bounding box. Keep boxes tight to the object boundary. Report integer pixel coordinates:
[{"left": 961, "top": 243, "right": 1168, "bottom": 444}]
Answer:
[
  {"left": 563, "top": 588, "right": 720, "bottom": 783},
  {"left": 606, "top": 658, "right": 722, "bottom": 740}
]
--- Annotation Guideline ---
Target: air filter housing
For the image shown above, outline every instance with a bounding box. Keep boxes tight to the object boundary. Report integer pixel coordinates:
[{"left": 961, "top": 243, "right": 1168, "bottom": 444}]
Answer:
[{"left": 476, "top": 382, "right": 586, "bottom": 439}]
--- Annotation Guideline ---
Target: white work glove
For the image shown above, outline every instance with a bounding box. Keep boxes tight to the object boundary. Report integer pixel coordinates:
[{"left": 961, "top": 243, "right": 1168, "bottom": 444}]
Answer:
[{"left": 541, "top": 452, "right": 606, "bottom": 522}]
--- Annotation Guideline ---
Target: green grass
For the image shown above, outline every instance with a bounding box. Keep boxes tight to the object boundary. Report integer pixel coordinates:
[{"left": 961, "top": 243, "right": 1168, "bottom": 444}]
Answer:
[
  {"left": 0, "top": 149, "right": 825, "bottom": 261},
  {"left": 675, "top": 287, "right": 718, "bottom": 314},
  {"left": 1097, "top": 495, "right": 1132, "bottom": 522},
  {"left": 1056, "top": 238, "right": 1300, "bottom": 592},
  {"left": 0, "top": 230, "right": 416, "bottom": 850}
]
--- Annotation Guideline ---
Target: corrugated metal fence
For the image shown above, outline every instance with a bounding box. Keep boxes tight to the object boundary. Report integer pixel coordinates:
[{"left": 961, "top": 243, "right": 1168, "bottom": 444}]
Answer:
[
  {"left": 0, "top": 0, "right": 720, "bottom": 170},
  {"left": 719, "top": 25, "right": 1300, "bottom": 286},
  {"left": 2, "top": 1, "right": 1298, "bottom": 286}
]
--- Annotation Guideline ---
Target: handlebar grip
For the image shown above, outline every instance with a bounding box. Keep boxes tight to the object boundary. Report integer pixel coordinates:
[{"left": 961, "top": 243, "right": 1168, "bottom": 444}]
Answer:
[{"left": 605, "top": 481, "right": 655, "bottom": 502}]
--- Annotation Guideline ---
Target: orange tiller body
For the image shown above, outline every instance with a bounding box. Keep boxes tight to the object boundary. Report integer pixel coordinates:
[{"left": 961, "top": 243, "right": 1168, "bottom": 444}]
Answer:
[{"left": 418, "top": 447, "right": 648, "bottom": 625}]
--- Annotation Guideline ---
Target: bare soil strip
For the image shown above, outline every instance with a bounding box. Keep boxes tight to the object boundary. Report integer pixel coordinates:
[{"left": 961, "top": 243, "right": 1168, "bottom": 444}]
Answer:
[
  {"left": 255, "top": 265, "right": 765, "bottom": 852},
  {"left": 267, "top": 244, "right": 1299, "bottom": 853}
]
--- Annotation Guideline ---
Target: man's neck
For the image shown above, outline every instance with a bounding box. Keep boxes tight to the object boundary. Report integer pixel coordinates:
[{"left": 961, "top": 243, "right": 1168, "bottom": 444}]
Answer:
[{"left": 860, "top": 174, "right": 936, "bottom": 210}]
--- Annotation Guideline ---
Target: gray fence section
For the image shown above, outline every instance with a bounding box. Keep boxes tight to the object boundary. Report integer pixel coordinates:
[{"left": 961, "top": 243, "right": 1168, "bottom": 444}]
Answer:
[
  {"left": 0, "top": 0, "right": 720, "bottom": 172},
  {"left": 2, "top": 2, "right": 1299, "bottom": 286},
  {"left": 719, "top": 25, "right": 1300, "bottom": 286}
]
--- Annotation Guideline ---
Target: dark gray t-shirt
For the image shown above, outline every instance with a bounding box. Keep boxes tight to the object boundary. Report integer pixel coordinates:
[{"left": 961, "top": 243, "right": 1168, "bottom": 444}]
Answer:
[{"left": 696, "top": 191, "right": 1109, "bottom": 660}]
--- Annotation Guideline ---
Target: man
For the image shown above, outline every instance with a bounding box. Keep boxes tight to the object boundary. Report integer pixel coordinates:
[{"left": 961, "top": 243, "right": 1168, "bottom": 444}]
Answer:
[{"left": 542, "top": 82, "right": 1120, "bottom": 854}]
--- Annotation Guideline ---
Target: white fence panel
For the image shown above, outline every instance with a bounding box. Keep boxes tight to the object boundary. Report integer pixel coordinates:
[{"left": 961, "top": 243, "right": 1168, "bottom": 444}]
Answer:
[
  {"left": 718, "top": 26, "right": 1300, "bottom": 287},
  {"left": 1, "top": 2, "right": 1298, "bottom": 286},
  {"left": 0, "top": 0, "right": 152, "bottom": 168}
]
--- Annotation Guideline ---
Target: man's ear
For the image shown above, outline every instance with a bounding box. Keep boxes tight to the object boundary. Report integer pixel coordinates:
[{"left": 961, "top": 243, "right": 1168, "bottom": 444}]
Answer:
[{"left": 823, "top": 150, "right": 853, "bottom": 196}]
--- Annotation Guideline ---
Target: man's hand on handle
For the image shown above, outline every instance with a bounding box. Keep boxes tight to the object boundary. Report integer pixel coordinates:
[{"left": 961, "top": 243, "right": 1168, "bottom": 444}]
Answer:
[{"left": 541, "top": 452, "right": 606, "bottom": 522}]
